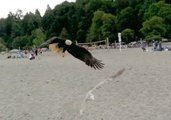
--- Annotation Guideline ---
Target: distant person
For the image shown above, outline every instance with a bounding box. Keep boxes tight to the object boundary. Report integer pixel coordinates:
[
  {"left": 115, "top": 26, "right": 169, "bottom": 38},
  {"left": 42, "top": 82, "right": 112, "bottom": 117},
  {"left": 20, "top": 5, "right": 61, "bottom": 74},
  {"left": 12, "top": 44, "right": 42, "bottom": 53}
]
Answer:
[
  {"left": 158, "top": 41, "right": 164, "bottom": 51},
  {"left": 153, "top": 41, "right": 158, "bottom": 51},
  {"left": 35, "top": 48, "right": 38, "bottom": 56},
  {"left": 141, "top": 46, "right": 146, "bottom": 52},
  {"left": 29, "top": 50, "right": 35, "bottom": 60},
  {"left": 29, "top": 53, "right": 35, "bottom": 60},
  {"left": 141, "top": 42, "right": 146, "bottom": 52}
]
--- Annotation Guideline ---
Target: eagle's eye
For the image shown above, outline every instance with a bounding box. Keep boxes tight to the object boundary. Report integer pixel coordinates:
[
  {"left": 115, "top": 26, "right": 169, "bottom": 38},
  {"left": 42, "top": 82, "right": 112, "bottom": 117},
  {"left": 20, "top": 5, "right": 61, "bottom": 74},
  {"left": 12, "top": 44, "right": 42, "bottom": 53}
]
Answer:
[{"left": 65, "top": 39, "right": 72, "bottom": 46}]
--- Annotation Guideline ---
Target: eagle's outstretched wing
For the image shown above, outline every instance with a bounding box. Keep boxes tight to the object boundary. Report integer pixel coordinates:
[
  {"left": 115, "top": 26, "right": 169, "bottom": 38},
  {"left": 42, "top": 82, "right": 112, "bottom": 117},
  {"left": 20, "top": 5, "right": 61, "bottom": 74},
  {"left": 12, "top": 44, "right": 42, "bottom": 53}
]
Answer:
[
  {"left": 39, "top": 37, "right": 65, "bottom": 48},
  {"left": 39, "top": 36, "right": 104, "bottom": 70},
  {"left": 67, "top": 44, "right": 104, "bottom": 69}
]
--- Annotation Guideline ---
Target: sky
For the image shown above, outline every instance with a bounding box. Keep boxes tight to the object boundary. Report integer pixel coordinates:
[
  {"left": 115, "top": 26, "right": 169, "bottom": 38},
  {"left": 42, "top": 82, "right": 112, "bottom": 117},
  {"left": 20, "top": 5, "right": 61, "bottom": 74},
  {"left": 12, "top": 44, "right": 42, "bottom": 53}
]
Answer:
[{"left": 0, "top": 0, "right": 75, "bottom": 18}]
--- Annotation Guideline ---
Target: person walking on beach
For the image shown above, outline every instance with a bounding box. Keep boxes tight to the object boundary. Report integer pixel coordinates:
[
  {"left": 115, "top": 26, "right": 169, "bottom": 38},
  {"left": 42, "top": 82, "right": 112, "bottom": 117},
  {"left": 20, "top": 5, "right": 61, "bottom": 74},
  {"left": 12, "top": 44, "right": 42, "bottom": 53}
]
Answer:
[{"left": 35, "top": 48, "right": 38, "bottom": 56}]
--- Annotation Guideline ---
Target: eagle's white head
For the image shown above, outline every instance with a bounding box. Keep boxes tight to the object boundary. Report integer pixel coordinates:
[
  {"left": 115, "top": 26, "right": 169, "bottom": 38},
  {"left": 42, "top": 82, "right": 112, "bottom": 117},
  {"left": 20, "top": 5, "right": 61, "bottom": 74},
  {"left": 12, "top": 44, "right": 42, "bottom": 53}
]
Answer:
[{"left": 65, "top": 39, "right": 72, "bottom": 46}]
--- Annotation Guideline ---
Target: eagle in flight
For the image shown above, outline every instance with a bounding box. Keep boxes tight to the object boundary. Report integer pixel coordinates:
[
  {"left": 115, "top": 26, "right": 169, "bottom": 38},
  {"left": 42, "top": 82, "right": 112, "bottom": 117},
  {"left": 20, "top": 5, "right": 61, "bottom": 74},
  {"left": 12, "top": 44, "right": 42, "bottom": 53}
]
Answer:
[{"left": 39, "top": 36, "right": 104, "bottom": 70}]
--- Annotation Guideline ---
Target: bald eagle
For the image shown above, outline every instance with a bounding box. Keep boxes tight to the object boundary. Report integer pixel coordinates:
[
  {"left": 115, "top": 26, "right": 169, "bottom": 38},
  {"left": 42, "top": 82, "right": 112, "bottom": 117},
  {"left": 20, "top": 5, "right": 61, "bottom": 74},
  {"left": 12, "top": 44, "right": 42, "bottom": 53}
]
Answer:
[{"left": 39, "top": 36, "right": 104, "bottom": 70}]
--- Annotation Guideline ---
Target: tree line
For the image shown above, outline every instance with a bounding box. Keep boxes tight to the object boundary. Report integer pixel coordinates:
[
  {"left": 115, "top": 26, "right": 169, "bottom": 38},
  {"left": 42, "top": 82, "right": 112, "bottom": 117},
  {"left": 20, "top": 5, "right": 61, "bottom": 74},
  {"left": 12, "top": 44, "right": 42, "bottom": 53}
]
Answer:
[{"left": 0, "top": 0, "right": 171, "bottom": 51}]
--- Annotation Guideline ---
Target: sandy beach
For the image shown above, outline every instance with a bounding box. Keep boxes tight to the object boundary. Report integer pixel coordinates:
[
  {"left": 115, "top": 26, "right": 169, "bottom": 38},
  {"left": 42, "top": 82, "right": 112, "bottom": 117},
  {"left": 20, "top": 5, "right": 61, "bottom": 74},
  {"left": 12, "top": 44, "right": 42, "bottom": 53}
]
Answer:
[{"left": 0, "top": 48, "right": 171, "bottom": 120}]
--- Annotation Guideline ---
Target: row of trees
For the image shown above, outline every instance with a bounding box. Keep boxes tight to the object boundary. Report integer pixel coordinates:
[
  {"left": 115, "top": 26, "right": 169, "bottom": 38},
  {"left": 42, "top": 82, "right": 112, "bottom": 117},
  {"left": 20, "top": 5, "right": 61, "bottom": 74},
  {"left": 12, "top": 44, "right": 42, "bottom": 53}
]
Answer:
[{"left": 0, "top": 0, "right": 171, "bottom": 51}]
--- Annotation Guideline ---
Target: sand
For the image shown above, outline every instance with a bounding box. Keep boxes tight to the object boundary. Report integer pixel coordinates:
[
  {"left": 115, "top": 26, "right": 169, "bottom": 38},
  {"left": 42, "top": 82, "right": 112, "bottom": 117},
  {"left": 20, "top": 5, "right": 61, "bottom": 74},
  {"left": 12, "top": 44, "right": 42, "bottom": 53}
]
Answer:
[{"left": 0, "top": 48, "right": 171, "bottom": 120}]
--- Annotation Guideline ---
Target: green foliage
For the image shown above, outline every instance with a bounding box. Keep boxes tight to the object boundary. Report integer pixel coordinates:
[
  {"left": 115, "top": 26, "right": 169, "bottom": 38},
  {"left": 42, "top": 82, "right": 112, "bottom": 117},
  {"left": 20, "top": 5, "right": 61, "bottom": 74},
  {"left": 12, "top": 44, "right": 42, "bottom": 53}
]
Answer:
[
  {"left": 32, "top": 28, "right": 46, "bottom": 47},
  {"left": 21, "top": 11, "right": 41, "bottom": 35},
  {"left": 115, "top": 0, "right": 129, "bottom": 12},
  {"left": 59, "top": 27, "right": 69, "bottom": 38},
  {"left": 88, "top": 10, "right": 104, "bottom": 41},
  {"left": 144, "top": 1, "right": 171, "bottom": 38},
  {"left": 144, "top": 1, "right": 171, "bottom": 20},
  {"left": 0, "top": 19, "right": 6, "bottom": 37},
  {"left": 101, "top": 13, "right": 116, "bottom": 39},
  {"left": 12, "top": 36, "right": 27, "bottom": 49},
  {"left": 0, "top": 42, "right": 6, "bottom": 51},
  {"left": 145, "top": 33, "right": 161, "bottom": 41},
  {"left": 0, "top": 37, "right": 6, "bottom": 51},
  {"left": 121, "top": 28, "right": 134, "bottom": 43},
  {"left": 140, "top": 16, "right": 166, "bottom": 41},
  {"left": 88, "top": 10, "right": 116, "bottom": 42},
  {"left": 117, "top": 7, "right": 135, "bottom": 31}
]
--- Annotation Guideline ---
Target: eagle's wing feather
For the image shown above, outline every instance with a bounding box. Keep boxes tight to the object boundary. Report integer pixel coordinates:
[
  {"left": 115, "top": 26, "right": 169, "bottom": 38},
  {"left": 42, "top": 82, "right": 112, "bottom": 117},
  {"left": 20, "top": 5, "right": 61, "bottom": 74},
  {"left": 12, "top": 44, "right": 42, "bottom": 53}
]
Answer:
[
  {"left": 39, "top": 36, "right": 104, "bottom": 70},
  {"left": 39, "top": 37, "right": 68, "bottom": 53},
  {"left": 39, "top": 37, "right": 59, "bottom": 48},
  {"left": 67, "top": 44, "right": 104, "bottom": 69}
]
